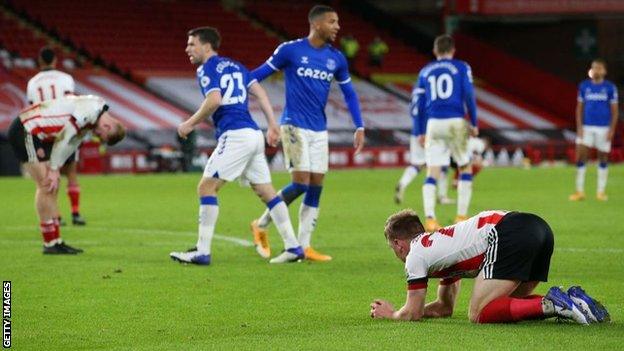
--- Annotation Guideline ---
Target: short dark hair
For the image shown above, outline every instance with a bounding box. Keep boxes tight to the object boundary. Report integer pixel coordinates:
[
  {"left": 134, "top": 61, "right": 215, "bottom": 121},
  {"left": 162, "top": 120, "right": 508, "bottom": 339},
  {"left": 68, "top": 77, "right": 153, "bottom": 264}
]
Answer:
[
  {"left": 592, "top": 58, "right": 607, "bottom": 69},
  {"left": 187, "top": 26, "right": 221, "bottom": 50},
  {"left": 384, "top": 209, "right": 425, "bottom": 240},
  {"left": 38, "top": 46, "right": 56, "bottom": 65},
  {"left": 434, "top": 34, "right": 455, "bottom": 54},
  {"left": 308, "top": 4, "right": 336, "bottom": 22}
]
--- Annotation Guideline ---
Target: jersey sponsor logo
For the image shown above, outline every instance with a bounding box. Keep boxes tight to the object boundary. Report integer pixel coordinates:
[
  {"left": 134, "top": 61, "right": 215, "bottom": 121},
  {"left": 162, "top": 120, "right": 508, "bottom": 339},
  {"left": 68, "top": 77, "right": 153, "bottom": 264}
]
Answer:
[
  {"left": 296, "top": 67, "right": 334, "bottom": 82},
  {"left": 200, "top": 76, "right": 210, "bottom": 87},
  {"left": 326, "top": 58, "right": 336, "bottom": 70},
  {"left": 584, "top": 88, "right": 608, "bottom": 101}
]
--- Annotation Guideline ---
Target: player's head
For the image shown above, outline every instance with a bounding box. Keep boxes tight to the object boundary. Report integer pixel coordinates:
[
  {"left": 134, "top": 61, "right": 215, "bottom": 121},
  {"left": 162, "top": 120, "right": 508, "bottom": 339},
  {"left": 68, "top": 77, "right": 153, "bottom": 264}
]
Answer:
[
  {"left": 384, "top": 209, "right": 425, "bottom": 262},
  {"left": 308, "top": 5, "right": 339, "bottom": 43},
  {"left": 94, "top": 112, "right": 126, "bottom": 146},
  {"left": 38, "top": 46, "right": 57, "bottom": 69},
  {"left": 433, "top": 34, "right": 455, "bottom": 58},
  {"left": 186, "top": 27, "right": 221, "bottom": 65},
  {"left": 589, "top": 58, "right": 607, "bottom": 81}
]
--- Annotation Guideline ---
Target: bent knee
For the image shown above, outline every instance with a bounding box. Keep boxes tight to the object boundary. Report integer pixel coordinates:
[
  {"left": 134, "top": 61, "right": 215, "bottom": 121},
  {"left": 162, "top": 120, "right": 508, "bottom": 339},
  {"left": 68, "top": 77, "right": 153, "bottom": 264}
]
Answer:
[{"left": 468, "top": 308, "right": 482, "bottom": 324}]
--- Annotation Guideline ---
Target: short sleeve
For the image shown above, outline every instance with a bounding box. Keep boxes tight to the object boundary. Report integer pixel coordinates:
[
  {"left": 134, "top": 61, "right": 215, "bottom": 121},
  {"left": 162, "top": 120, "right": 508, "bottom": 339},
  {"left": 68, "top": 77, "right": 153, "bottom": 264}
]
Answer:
[
  {"left": 26, "top": 80, "right": 36, "bottom": 104},
  {"left": 609, "top": 84, "right": 618, "bottom": 104},
  {"left": 73, "top": 96, "right": 107, "bottom": 129},
  {"left": 577, "top": 83, "right": 585, "bottom": 102},
  {"left": 199, "top": 63, "right": 220, "bottom": 96},
  {"left": 334, "top": 52, "right": 351, "bottom": 85},
  {"left": 244, "top": 66, "right": 257, "bottom": 88},
  {"left": 405, "top": 253, "right": 429, "bottom": 290},
  {"left": 266, "top": 42, "right": 291, "bottom": 71},
  {"left": 65, "top": 76, "right": 75, "bottom": 95}
]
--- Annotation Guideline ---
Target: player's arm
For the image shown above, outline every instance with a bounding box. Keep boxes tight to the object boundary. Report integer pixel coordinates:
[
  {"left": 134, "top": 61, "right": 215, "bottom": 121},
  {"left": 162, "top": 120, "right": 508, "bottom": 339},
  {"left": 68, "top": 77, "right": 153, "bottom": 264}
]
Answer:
[
  {"left": 370, "top": 288, "right": 427, "bottom": 322},
  {"left": 178, "top": 91, "right": 221, "bottom": 139},
  {"left": 414, "top": 74, "right": 428, "bottom": 145},
  {"left": 463, "top": 64, "right": 478, "bottom": 136},
  {"left": 424, "top": 278, "right": 461, "bottom": 318},
  {"left": 608, "top": 86, "right": 619, "bottom": 141},
  {"left": 576, "top": 85, "right": 585, "bottom": 138},
  {"left": 248, "top": 81, "right": 280, "bottom": 147},
  {"left": 251, "top": 42, "right": 290, "bottom": 82},
  {"left": 336, "top": 54, "right": 365, "bottom": 154},
  {"left": 47, "top": 121, "right": 82, "bottom": 191}
]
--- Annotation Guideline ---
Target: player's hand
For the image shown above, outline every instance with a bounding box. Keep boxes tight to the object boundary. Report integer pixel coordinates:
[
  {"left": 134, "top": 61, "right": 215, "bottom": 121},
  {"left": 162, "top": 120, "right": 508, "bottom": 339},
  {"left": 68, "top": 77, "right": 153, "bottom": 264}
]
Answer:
[
  {"left": 45, "top": 167, "right": 60, "bottom": 193},
  {"left": 177, "top": 121, "right": 194, "bottom": 139},
  {"left": 418, "top": 134, "right": 425, "bottom": 147},
  {"left": 266, "top": 124, "right": 280, "bottom": 147},
  {"left": 370, "top": 299, "right": 394, "bottom": 319},
  {"left": 354, "top": 129, "right": 365, "bottom": 155},
  {"left": 607, "top": 128, "right": 614, "bottom": 141},
  {"left": 470, "top": 126, "right": 479, "bottom": 137}
]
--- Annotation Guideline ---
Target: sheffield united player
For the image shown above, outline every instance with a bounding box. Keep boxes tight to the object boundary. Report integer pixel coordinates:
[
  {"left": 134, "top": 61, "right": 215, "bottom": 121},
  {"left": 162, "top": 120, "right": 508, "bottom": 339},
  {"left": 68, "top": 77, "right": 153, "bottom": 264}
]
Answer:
[
  {"left": 370, "top": 209, "right": 610, "bottom": 324},
  {"left": 27, "top": 46, "right": 87, "bottom": 225},
  {"left": 8, "top": 95, "right": 125, "bottom": 254}
]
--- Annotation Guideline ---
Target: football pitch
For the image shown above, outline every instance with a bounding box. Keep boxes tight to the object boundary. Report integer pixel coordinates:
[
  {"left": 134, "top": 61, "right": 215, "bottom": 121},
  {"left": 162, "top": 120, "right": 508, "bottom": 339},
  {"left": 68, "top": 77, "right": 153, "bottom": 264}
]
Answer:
[{"left": 1, "top": 165, "right": 623, "bottom": 350}]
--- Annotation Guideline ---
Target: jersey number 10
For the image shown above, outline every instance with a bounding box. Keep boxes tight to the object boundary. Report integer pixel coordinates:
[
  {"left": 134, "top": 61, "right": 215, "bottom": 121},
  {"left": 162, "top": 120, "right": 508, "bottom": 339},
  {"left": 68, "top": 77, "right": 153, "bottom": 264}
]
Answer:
[
  {"left": 427, "top": 73, "right": 453, "bottom": 101},
  {"left": 220, "top": 72, "right": 247, "bottom": 105}
]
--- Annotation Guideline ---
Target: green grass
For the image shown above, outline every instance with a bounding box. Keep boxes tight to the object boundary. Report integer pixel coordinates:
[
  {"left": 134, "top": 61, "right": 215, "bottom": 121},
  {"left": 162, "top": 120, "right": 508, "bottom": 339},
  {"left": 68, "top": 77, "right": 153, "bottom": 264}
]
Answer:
[{"left": 1, "top": 165, "right": 623, "bottom": 350}]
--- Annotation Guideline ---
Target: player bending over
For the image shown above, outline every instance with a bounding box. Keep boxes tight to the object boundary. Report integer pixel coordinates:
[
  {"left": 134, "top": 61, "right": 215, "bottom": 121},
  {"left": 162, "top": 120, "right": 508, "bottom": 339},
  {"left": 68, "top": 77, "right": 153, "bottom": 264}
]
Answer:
[
  {"left": 569, "top": 58, "right": 618, "bottom": 201},
  {"left": 370, "top": 209, "right": 610, "bottom": 324},
  {"left": 8, "top": 95, "right": 125, "bottom": 254},
  {"left": 249, "top": 5, "right": 365, "bottom": 262},
  {"left": 27, "top": 46, "right": 87, "bottom": 225},
  {"left": 169, "top": 27, "right": 303, "bottom": 265}
]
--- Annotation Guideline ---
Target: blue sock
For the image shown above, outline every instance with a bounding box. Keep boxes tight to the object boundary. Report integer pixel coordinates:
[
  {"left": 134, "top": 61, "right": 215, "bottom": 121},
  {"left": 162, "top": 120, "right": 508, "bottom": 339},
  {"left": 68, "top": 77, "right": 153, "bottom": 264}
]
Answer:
[
  {"left": 425, "top": 177, "right": 437, "bottom": 186},
  {"left": 280, "top": 182, "right": 308, "bottom": 205},
  {"left": 303, "top": 185, "right": 322, "bottom": 208}
]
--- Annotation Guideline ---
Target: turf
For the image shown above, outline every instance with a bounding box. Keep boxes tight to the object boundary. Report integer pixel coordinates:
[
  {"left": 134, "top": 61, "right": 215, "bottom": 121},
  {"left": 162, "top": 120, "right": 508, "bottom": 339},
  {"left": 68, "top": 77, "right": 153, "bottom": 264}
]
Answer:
[{"left": 1, "top": 165, "right": 623, "bottom": 350}]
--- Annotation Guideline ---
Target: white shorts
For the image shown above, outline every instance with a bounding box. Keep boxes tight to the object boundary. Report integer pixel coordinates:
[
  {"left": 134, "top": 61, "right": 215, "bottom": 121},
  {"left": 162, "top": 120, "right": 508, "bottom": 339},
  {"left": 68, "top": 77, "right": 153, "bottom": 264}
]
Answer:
[
  {"left": 576, "top": 126, "right": 611, "bottom": 153},
  {"left": 203, "top": 128, "right": 271, "bottom": 184},
  {"left": 425, "top": 117, "right": 470, "bottom": 167},
  {"left": 409, "top": 135, "right": 426, "bottom": 166},
  {"left": 280, "top": 124, "right": 328, "bottom": 174}
]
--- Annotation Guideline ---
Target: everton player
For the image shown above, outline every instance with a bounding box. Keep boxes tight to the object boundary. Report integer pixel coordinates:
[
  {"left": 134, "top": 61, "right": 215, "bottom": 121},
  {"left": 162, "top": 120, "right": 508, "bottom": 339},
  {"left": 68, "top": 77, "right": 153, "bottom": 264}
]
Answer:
[
  {"left": 370, "top": 209, "right": 610, "bottom": 324},
  {"left": 249, "top": 5, "right": 365, "bottom": 261},
  {"left": 414, "top": 35, "right": 478, "bottom": 231},
  {"left": 8, "top": 95, "right": 125, "bottom": 254},
  {"left": 169, "top": 27, "right": 303, "bottom": 265},
  {"left": 569, "top": 59, "right": 619, "bottom": 201}
]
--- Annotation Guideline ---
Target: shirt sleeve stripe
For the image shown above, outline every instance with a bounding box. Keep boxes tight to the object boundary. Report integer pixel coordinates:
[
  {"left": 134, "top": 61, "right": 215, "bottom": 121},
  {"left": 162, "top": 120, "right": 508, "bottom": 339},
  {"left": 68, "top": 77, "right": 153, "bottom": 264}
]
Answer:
[
  {"left": 337, "top": 77, "right": 352, "bottom": 85},
  {"left": 247, "top": 79, "right": 258, "bottom": 88},
  {"left": 266, "top": 61, "right": 279, "bottom": 71}
]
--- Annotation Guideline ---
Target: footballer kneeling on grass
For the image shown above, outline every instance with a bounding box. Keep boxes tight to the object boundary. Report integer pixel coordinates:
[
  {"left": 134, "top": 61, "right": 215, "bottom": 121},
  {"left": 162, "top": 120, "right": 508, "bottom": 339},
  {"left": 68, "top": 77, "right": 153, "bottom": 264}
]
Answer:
[{"left": 370, "top": 210, "right": 610, "bottom": 324}]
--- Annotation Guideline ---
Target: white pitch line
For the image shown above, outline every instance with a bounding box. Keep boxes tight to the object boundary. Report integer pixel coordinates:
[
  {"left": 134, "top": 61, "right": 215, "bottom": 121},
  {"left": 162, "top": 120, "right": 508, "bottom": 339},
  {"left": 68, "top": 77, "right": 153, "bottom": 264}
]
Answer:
[
  {"left": 1, "top": 225, "right": 254, "bottom": 247},
  {"left": 556, "top": 247, "right": 623, "bottom": 254}
]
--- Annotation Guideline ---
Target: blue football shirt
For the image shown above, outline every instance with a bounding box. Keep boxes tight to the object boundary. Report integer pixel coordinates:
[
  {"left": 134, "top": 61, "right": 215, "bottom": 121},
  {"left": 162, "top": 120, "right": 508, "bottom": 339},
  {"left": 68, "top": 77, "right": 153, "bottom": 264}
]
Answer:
[
  {"left": 260, "top": 38, "right": 352, "bottom": 131},
  {"left": 196, "top": 55, "right": 259, "bottom": 138},
  {"left": 577, "top": 79, "right": 618, "bottom": 127}
]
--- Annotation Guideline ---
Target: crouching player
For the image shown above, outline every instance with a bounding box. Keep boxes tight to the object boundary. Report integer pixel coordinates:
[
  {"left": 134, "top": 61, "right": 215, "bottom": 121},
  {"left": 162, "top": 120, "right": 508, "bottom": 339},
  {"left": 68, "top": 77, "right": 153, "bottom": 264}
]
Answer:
[
  {"left": 169, "top": 27, "right": 303, "bottom": 265},
  {"left": 370, "top": 209, "right": 610, "bottom": 324},
  {"left": 8, "top": 95, "right": 126, "bottom": 254}
]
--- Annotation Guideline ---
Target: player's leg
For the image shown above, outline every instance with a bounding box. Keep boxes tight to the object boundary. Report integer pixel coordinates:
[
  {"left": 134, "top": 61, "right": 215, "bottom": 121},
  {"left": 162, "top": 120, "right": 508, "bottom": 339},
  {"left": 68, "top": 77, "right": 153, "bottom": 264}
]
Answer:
[
  {"left": 570, "top": 131, "right": 591, "bottom": 200},
  {"left": 298, "top": 129, "right": 331, "bottom": 261},
  {"left": 422, "top": 165, "right": 441, "bottom": 231},
  {"left": 395, "top": 135, "right": 424, "bottom": 204},
  {"left": 436, "top": 166, "right": 454, "bottom": 205},
  {"left": 448, "top": 120, "right": 472, "bottom": 222},
  {"left": 62, "top": 155, "right": 86, "bottom": 225},
  {"left": 422, "top": 120, "right": 449, "bottom": 230},
  {"left": 252, "top": 125, "right": 309, "bottom": 237},
  {"left": 595, "top": 128, "right": 611, "bottom": 200}
]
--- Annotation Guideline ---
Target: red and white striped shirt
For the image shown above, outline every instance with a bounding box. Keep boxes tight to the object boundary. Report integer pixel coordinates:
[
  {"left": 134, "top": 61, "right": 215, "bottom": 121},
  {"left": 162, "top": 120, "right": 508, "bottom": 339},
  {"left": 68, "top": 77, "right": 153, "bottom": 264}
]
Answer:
[
  {"left": 27, "top": 69, "right": 75, "bottom": 104},
  {"left": 18, "top": 95, "right": 106, "bottom": 142},
  {"left": 405, "top": 210, "right": 508, "bottom": 290}
]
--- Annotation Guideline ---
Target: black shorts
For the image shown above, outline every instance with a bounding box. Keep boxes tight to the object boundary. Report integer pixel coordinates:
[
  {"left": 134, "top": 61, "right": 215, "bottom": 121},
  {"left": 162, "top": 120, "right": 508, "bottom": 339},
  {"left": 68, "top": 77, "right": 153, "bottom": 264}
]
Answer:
[
  {"left": 482, "top": 212, "right": 554, "bottom": 282},
  {"left": 7, "top": 117, "right": 52, "bottom": 163}
]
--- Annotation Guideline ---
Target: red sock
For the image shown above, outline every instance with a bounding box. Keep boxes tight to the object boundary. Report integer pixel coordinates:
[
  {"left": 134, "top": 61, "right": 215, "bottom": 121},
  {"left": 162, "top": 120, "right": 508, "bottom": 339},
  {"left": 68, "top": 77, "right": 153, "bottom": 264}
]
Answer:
[
  {"left": 477, "top": 296, "right": 545, "bottom": 323},
  {"left": 40, "top": 220, "right": 60, "bottom": 245},
  {"left": 67, "top": 185, "right": 80, "bottom": 215}
]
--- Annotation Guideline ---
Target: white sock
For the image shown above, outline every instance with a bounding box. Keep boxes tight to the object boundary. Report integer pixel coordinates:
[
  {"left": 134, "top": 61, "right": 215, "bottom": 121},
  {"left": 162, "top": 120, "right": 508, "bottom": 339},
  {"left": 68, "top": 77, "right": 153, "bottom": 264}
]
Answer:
[
  {"left": 298, "top": 204, "right": 319, "bottom": 248},
  {"left": 258, "top": 208, "right": 272, "bottom": 228},
  {"left": 576, "top": 165, "right": 586, "bottom": 193},
  {"left": 597, "top": 164, "right": 608, "bottom": 193},
  {"left": 422, "top": 179, "right": 436, "bottom": 218},
  {"left": 269, "top": 200, "right": 300, "bottom": 249},
  {"left": 438, "top": 169, "right": 448, "bottom": 199},
  {"left": 197, "top": 203, "right": 218, "bottom": 254},
  {"left": 398, "top": 165, "right": 418, "bottom": 190},
  {"left": 457, "top": 175, "right": 473, "bottom": 216}
]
